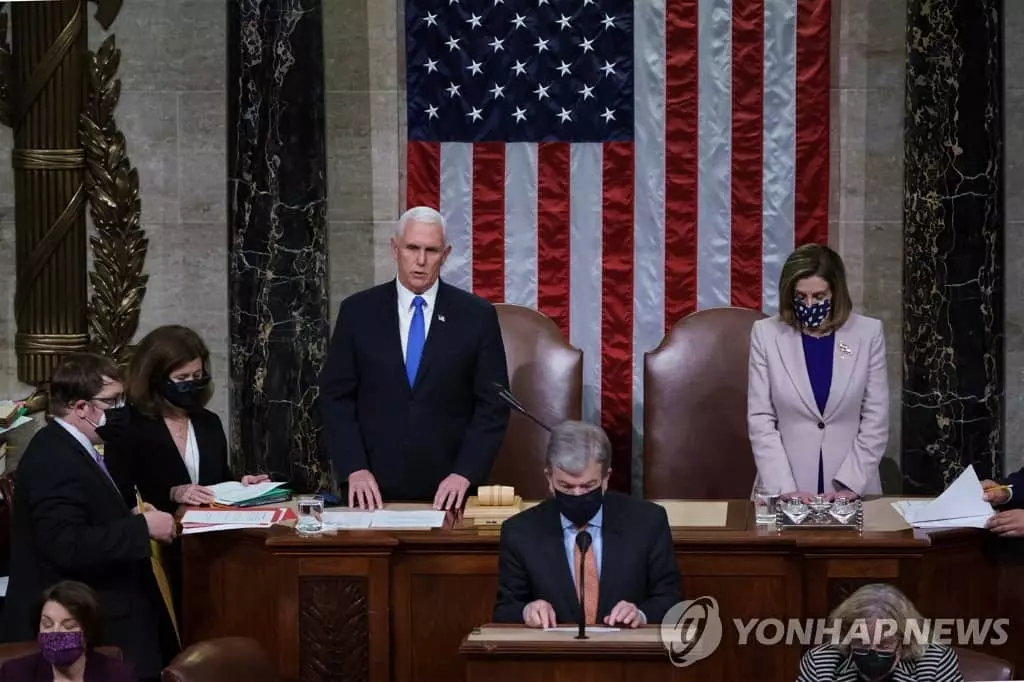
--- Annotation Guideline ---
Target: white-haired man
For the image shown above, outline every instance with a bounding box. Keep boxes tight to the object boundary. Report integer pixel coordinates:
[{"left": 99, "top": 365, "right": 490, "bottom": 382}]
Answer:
[
  {"left": 494, "top": 421, "right": 683, "bottom": 628},
  {"left": 319, "top": 206, "right": 510, "bottom": 510}
]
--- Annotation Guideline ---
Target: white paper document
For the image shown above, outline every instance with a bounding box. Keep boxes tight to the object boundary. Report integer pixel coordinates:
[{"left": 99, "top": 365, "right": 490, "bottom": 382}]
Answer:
[
  {"left": 543, "top": 626, "right": 620, "bottom": 633},
  {"left": 368, "top": 510, "right": 445, "bottom": 528},
  {"left": 0, "top": 415, "right": 32, "bottom": 435},
  {"left": 181, "top": 510, "right": 278, "bottom": 526},
  {"left": 322, "top": 511, "right": 373, "bottom": 529},
  {"left": 892, "top": 465, "right": 994, "bottom": 528},
  {"left": 205, "top": 481, "right": 287, "bottom": 504}
]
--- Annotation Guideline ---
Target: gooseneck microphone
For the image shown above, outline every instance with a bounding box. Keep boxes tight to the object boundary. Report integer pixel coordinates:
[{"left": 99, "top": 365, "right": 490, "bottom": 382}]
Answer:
[
  {"left": 575, "top": 530, "right": 592, "bottom": 640},
  {"left": 492, "top": 382, "right": 552, "bottom": 432}
]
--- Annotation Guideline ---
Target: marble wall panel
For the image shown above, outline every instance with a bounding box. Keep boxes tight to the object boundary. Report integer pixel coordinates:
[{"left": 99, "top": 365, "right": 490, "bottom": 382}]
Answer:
[
  {"left": 902, "top": 0, "right": 1004, "bottom": 492},
  {"left": 227, "top": 0, "right": 330, "bottom": 490}
]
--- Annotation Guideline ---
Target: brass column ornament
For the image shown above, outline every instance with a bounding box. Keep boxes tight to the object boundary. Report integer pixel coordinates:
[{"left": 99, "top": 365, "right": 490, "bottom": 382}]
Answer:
[
  {"left": 10, "top": 0, "right": 89, "bottom": 385},
  {"left": 81, "top": 32, "right": 149, "bottom": 366},
  {"left": 3, "top": 0, "right": 144, "bottom": 392}
]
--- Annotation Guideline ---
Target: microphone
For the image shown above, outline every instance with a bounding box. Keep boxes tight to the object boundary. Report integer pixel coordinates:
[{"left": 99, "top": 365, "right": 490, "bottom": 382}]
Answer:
[
  {"left": 575, "top": 530, "right": 592, "bottom": 640},
  {"left": 492, "top": 382, "right": 552, "bottom": 432}
]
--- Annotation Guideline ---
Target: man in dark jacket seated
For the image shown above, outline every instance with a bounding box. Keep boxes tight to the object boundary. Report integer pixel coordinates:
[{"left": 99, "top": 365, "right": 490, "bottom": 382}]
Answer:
[
  {"left": 493, "top": 421, "right": 682, "bottom": 628},
  {"left": 984, "top": 467, "right": 1024, "bottom": 537}
]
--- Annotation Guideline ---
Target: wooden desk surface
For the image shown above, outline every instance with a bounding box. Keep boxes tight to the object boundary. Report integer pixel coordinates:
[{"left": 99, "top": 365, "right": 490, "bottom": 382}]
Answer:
[{"left": 182, "top": 498, "right": 1017, "bottom": 682}]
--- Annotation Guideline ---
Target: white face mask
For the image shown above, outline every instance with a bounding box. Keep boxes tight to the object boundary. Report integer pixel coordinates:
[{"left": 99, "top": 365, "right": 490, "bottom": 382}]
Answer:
[{"left": 82, "top": 403, "right": 107, "bottom": 430}]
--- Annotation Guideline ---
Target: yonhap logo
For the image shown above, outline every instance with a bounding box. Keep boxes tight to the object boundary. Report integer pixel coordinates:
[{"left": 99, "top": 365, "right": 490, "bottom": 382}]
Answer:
[{"left": 659, "top": 596, "right": 723, "bottom": 667}]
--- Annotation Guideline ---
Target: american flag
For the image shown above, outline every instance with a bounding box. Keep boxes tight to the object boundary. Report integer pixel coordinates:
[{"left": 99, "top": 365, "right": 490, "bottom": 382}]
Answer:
[{"left": 404, "top": 0, "right": 831, "bottom": 491}]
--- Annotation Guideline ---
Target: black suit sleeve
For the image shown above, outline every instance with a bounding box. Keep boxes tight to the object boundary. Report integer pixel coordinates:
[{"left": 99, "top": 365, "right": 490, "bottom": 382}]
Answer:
[
  {"left": 452, "top": 304, "right": 511, "bottom": 484},
  {"left": 493, "top": 521, "right": 530, "bottom": 623},
  {"left": 319, "top": 300, "right": 370, "bottom": 480},
  {"left": 25, "top": 459, "right": 151, "bottom": 571},
  {"left": 637, "top": 505, "right": 683, "bottom": 624},
  {"left": 1001, "top": 468, "right": 1024, "bottom": 510}
]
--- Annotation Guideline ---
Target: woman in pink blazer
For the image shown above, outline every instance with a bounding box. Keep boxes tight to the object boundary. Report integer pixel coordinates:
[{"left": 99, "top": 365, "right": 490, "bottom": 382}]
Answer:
[{"left": 747, "top": 244, "right": 889, "bottom": 499}]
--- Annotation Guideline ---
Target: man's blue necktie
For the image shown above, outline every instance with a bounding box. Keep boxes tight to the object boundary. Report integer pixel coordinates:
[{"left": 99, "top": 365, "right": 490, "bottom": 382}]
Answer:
[{"left": 406, "top": 296, "right": 426, "bottom": 386}]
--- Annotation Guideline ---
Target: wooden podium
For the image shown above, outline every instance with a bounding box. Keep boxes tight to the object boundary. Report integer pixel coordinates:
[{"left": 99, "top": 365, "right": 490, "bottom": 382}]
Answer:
[{"left": 459, "top": 625, "right": 712, "bottom": 681}]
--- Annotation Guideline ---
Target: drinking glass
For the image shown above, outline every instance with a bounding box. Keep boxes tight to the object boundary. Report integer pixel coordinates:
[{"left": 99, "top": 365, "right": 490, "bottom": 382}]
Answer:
[
  {"left": 295, "top": 495, "right": 325, "bottom": 535},
  {"left": 753, "top": 485, "right": 781, "bottom": 525}
]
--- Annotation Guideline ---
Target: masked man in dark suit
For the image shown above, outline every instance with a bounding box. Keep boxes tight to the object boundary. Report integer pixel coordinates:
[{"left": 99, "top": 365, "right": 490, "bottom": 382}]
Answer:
[
  {"left": 2, "top": 354, "right": 177, "bottom": 681},
  {"left": 319, "top": 206, "right": 511, "bottom": 510},
  {"left": 494, "top": 421, "right": 683, "bottom": 628}
]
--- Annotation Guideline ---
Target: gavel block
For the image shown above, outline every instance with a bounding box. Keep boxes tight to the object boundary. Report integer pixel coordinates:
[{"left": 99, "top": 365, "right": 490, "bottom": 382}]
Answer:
[{"left": 463, "top": 485, "right": 523, "bottom": 525}]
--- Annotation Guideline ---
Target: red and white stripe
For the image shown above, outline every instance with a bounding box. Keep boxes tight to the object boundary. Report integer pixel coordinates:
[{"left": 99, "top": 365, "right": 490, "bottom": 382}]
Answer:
[{"left": 405, "top": 0, "right": 831, "bottom": 491}]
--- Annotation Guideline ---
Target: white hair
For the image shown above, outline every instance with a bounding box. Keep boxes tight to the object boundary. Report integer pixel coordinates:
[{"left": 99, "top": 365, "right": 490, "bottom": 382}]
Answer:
[{"left": 396, "top": 206, "right": 446, "bottom": 241}]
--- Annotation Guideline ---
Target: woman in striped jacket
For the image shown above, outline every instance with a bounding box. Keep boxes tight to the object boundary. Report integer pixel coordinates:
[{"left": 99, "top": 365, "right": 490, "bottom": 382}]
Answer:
[{"left": 796, "top": 584, "right": 964, "bottom": 682}]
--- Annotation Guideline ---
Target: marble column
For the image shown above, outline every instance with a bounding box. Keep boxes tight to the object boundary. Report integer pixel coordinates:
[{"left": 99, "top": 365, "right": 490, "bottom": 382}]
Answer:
[
  {"left": 902, "top": 0, "right": 1004, "bottom": 493},
  {"left": 227, "top": 0, "right": 330, "bottom": 491}
]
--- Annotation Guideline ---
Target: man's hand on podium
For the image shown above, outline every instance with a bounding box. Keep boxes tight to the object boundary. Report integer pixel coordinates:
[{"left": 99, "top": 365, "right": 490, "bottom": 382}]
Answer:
[
  {"left": 348, "top": 470, "right": 383, "bottom": 510},
  {"left": 434, "top": 473, "right": 470, "bottom": 511},
  {"left": 523, "top": 599, "right": 557, "bottom": 629},
  {"left": 604, "top": 600, "right": 643, "bottom": 628},
  {"left": 987, "top": 509, "right": 1024, "bottom": 537}
]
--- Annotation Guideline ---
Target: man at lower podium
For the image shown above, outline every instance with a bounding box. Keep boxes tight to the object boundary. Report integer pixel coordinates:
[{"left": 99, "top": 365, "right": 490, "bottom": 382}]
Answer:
[{"left": 493, "top": 421, "right": 682, "bottom": 628}]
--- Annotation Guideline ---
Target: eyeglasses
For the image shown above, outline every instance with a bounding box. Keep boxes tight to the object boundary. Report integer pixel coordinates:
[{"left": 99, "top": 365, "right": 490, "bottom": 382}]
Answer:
[{"left": 91, "top": 395, "right": 125, "bottom": 409}]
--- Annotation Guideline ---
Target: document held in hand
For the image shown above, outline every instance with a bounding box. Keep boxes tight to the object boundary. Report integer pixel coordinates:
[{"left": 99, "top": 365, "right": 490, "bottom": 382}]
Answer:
[{"left": 892, "top": 465, "right": 994, "bottom": 528}]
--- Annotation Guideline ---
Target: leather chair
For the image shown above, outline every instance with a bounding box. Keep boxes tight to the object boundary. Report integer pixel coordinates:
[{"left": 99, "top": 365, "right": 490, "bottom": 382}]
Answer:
[
  {"left": 955, "top": 647, "right": 1014, "bottom": 681},
  {"left": 489, "top": 304, "right": 582, "bottom": 500},
  {"left": 643, "top": 307, "right": 766, "bottom": 499},
  {"left": 0, "top": 642, "right": 121, "bottom": 670},
  {"left": 162, "top": 637, "right": 279, "bottom": 682}
]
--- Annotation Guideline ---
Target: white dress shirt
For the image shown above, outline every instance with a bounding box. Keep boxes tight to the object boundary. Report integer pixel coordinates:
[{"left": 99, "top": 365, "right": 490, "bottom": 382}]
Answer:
[
  {"left": 397, "top": 277, "right": 439, "bottom": 360},
  {"left": 183, "top": 420, "right": 200, "bottom": 484}
]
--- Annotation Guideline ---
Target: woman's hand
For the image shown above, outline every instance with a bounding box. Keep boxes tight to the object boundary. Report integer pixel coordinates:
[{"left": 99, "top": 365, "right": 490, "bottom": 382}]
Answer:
[
  {"left": 241, "top": 474, "right": 271, "bottom": 486},
  {"left": 171, "top": 484, "right": 215, "bottom": 505}
]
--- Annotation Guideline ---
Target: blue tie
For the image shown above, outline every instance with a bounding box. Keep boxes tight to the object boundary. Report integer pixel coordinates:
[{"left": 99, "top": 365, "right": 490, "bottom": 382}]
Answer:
[{"left": 406, "top": 296, "right": 426, "bottom": 386}]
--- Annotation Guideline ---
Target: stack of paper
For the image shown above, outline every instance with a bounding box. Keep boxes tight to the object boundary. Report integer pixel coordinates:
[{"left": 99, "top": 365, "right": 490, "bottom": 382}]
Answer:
[
  {"left": 891, "top": 465, "right": 994, "bottom": 529},
  {"left": 320, "top": 509, "right": 446, "bottom": 530},
  {"left": 181, "top": 508, "right": 291, "bottom": 535},
  {"left": 0, "top": 415, "right": 31, "bottom": 436},
  {"left": 206, "top": 481, "right": 290, "bottom": 507}
]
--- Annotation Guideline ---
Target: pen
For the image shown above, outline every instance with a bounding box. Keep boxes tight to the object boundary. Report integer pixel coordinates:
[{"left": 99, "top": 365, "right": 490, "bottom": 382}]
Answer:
[{"left": 984, "top": 484, "right": 1013, "bottom": 492}]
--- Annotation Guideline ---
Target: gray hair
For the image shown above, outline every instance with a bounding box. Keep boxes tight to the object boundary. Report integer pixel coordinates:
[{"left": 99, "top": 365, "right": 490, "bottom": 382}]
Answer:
[
  {"left": 545, "top": 421, "right": 612, "bottom": 475},
  {"left": 396, "top": 206, "right": 446, "bottom": 241}
]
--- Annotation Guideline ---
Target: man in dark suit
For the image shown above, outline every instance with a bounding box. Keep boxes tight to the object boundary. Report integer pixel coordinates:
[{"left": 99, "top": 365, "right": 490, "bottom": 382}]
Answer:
[
  {"left": 494, "top": 421, "right": 683, "bottom": 628},
  {"left": 319, "top": 206, "right": 511, "bottom": 510},
  {"left": 2, "top": 354, "right": 177, "bottom": 681},
  {"left": 983, "top": 469, "right": 1024, "bottom": 536}
]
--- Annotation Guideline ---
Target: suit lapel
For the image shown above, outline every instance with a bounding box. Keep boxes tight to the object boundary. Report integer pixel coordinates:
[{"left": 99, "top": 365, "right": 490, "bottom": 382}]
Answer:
[
  {"left": 596, "top": 499, "right": 623, "bottom": 619},
  {"left": 539, "top": 502, "right": 582, "bottom": 622},
  {"left": 775, "top": 326, "right": 820, "bottom": 417},
  {"left": 411, "top": 282, "right": 449, "bottom": 392},
  {"left": 822, "top": 323, "right": 858, "bottom": 421},
  {"left": 53, "top": 424, "right": 126, "bottom": 509},
  {"left": 193, "top": 415, "right": 218, "bottom": 483},
  {"left": 385, "top": 283, "right": 413, "bottom": 395}
]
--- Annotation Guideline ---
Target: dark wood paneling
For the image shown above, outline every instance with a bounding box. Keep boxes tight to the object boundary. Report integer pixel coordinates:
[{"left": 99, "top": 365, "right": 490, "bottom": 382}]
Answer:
[
  {"left": 299, "top": 577, "right": 368, "bottom": 682},
  {"left": 181, "top": 503, "right": 1023, "bottom": 682}
]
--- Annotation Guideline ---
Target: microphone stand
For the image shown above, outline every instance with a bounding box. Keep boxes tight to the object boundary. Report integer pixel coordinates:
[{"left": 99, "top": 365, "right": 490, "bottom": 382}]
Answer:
[{"left": 493, "top": 383, "right": 552, "bottom": 432}]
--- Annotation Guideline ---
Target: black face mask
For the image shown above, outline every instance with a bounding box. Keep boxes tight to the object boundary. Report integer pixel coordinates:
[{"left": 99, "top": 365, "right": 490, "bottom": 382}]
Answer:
[
  {"left": 554, "top": 487, "right": 604, "bottom": 527},
  {"left": 851, "top": 649, "right": 898, "bottom": 681},
  {"left": 95, "top": 406, "right": 131, "bottom": 444},
  {"left": 159, "top": 375, "right": 210, "bottom": 411}
]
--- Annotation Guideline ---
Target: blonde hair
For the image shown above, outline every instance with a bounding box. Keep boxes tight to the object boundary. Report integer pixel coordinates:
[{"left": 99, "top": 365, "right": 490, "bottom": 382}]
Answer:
[{"left": 829, "top": 584, "right": 930, "bottom": 661}]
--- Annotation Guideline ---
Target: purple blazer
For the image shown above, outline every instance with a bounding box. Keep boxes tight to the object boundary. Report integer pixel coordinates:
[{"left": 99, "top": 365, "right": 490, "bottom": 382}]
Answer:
[{"left": 0, "top": 651, "right": 137, "bottom": 682}]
